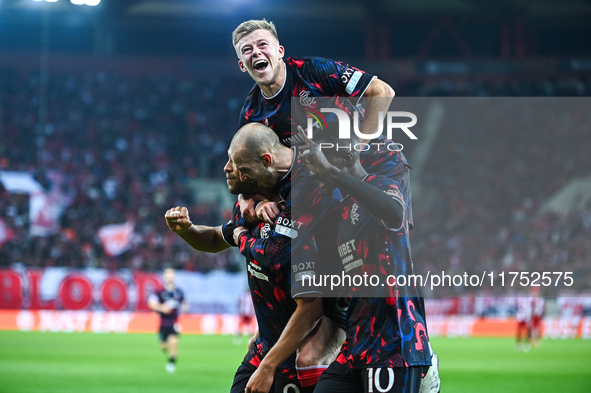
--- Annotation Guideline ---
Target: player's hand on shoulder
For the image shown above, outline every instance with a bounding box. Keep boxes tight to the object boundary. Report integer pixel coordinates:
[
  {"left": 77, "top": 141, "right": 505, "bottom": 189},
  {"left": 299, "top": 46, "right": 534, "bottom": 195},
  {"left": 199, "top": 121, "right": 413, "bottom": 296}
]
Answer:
[
  {"left": 165, "top": 206, "right": 192, "bottom": 234},
  {"left": 239, "top": 194, "right": 271, "bottom": 223},
  {"left": 238, "top": 194, "right": 258, "bottom": 223},
  {"left": 255, "top": 201, "right": 282, "bottom": 224}
]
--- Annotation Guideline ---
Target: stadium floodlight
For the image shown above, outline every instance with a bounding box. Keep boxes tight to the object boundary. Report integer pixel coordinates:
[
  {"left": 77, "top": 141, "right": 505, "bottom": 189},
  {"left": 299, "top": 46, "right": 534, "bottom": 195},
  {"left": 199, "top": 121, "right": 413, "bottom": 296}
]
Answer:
[{"left": 70, "top": 0, "right": 101, "bottom": 5}]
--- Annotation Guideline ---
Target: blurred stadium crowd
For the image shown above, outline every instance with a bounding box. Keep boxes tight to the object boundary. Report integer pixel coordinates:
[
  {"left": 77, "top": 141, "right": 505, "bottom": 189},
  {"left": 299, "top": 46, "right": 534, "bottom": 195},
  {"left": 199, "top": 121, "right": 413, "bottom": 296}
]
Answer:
[
  {"left": 412, "top": 97, "right": 591, "bottom": 295},
  {"left": 0, "top": 65, "right": 590, "bottom": 292},
  {"left": 0, "top": 68, "right": 248, "bottom": 272}
]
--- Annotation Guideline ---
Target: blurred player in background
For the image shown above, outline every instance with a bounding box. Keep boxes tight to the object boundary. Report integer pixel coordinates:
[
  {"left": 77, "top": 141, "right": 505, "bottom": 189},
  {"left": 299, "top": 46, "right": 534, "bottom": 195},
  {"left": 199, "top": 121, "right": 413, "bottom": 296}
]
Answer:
[
  {"left": 515, "top": 296, "right": 533, "bottom": 352},
  {"left": 531, "top": 291, "right": 545, "bottom": 348},
  {"left": 234, "top": 288, "right": 256, "bottom": 345},
  {"left": 148, "top": 267, "right": 188, "bottom": 373}
]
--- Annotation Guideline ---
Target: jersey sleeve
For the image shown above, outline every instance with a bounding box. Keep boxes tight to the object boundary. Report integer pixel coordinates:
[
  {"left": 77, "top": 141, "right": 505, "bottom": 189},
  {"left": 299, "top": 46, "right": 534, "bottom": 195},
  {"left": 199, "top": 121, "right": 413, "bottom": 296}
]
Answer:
[
  {"left": 336, "top": 172, "right": 406, "bottom": 231},
  {"left": 221, "top": 219, "right": 238, "bottom": 247},
  {"left": 238, "top": 104, "right": 248, "bottom": 128},
  {"left": 303, "top": 57, "right": 376, "bottom": 98},
  {"left": 238, "top": 84, "right": 258, "bottom": 127},
  {"left": 221, "top": 201, "right": 254, "bottom": 247},
  {"left": 235, "top": 201, "right": 330, "bottom": 298}
]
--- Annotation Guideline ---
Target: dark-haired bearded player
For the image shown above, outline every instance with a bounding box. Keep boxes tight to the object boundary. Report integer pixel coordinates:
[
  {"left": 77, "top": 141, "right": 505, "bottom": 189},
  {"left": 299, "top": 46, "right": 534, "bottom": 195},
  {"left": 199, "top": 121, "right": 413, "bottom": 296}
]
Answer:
[
  {"left": 297, "top": 128, "right": 437, "bottom": 393},
  {"left": 231, "top": 19, "right": 439, "bottom": 392}
]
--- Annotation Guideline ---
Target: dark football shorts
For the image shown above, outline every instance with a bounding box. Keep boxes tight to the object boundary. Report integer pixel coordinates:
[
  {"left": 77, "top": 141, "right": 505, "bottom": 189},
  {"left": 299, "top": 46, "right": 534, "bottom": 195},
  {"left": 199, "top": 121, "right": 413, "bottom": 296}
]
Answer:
[
  {"left": 158, "top": 324, "right": 179, "bottom": 342},
  {"left": 314, "top": 361, "right": 423, "bottom": 393},
  {"left": 230, "top": 358, "right": 303, "bottom": 393}
]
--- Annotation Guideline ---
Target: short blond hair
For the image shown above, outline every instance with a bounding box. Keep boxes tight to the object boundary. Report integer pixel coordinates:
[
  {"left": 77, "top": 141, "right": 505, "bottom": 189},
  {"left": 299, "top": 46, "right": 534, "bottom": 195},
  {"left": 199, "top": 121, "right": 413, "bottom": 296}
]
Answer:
[{"left": 232, "top": 19, "right": 279, "bottom": 52}]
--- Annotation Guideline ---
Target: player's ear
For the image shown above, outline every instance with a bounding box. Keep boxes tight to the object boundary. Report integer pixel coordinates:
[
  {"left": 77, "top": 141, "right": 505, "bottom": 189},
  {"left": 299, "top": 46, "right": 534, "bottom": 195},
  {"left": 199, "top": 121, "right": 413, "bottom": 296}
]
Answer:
[
  {"left": 238, "top": 60, "right": 247, "bottom": 73},
  {"left": 277, "top": 45, "right": 285, "bottom": 59},
  {"left": 261, "top": 153, "right": 273, "bottom": 167},
  {"left": 343, "top": 151, "right": 356, "bottom": 167}
]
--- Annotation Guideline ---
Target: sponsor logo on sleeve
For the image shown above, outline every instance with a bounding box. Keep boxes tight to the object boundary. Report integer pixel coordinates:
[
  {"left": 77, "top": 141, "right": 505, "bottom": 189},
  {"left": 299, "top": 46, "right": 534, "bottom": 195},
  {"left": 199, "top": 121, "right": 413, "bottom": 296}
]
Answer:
[
  {"left": 344, "top": 70, "right": 363, "bottom": 94},
  {"left": 293, "top": 261, "right": 316, "bottom": 282},
  {"left": 275, "top": 217, "right": 304, "bottom": 239}
]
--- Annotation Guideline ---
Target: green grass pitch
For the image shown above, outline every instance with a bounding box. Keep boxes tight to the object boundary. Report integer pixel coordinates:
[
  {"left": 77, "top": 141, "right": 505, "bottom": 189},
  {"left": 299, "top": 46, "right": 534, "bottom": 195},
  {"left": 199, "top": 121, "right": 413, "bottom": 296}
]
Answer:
[{"left": 0, "top": 331, "right": 590, "bottom": 393}]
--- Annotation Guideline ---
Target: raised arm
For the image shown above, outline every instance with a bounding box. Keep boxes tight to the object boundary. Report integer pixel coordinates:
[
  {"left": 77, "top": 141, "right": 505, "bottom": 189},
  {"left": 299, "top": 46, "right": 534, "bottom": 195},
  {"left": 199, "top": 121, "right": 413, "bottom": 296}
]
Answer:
[
  {"left": 358, "top": 78, "right": 395, "bottom": 144},
  {"left": 298, "top": 130, "right": 404, "bottom": 229},
  {"left": 165, "top": 206, "right": 230, "bottom": 253}
]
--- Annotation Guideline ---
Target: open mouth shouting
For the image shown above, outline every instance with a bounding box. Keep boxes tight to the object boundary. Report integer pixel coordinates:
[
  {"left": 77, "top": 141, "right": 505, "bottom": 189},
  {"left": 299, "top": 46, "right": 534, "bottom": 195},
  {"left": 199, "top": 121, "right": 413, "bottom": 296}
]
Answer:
[{"left": 253, "top": 59, "right": 269, "bottom": 73}]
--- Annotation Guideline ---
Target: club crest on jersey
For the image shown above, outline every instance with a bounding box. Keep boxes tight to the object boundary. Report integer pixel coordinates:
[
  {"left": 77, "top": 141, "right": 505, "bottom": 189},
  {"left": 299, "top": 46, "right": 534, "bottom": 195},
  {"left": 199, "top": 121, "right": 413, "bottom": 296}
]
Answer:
[
  {"left": 260, "top": 223, "right": 271, "bottom": 239},
  {"left": 299, "top": 90, "right": 316, "bottom": 108},
  {"left": 384, "top": 189, "right": 399, "bottom": 199}
]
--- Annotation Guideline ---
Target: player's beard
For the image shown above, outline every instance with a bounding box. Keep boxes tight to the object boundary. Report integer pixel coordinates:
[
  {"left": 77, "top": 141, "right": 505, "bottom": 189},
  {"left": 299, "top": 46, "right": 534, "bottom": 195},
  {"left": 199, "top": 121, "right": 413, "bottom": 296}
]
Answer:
[
  {"left": 254, "top": 166, "right": 277, "bottom": 190},
  {"left": 228, "top": 178, "right": 262, "bottom": 196}
]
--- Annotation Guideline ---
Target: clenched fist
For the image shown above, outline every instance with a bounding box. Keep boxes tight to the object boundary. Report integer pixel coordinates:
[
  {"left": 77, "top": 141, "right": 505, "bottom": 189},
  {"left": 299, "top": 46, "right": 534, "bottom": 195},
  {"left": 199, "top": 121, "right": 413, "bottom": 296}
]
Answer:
[{"left": 165, "top": 206, "right": 193, "bottom": 234}]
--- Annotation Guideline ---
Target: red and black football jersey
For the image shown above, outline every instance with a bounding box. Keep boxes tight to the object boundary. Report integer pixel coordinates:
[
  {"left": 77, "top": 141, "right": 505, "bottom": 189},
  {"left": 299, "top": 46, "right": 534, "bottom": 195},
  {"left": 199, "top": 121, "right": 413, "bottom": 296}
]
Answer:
[
  {"left": 331, "top": 175, "right": 431, "bottom": 369},
  {"left": 240, "top": 57, "right": 376, "bottom": 145},
  {"left": 223, "top": 200, "right": 298, "bottom": 371}
]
